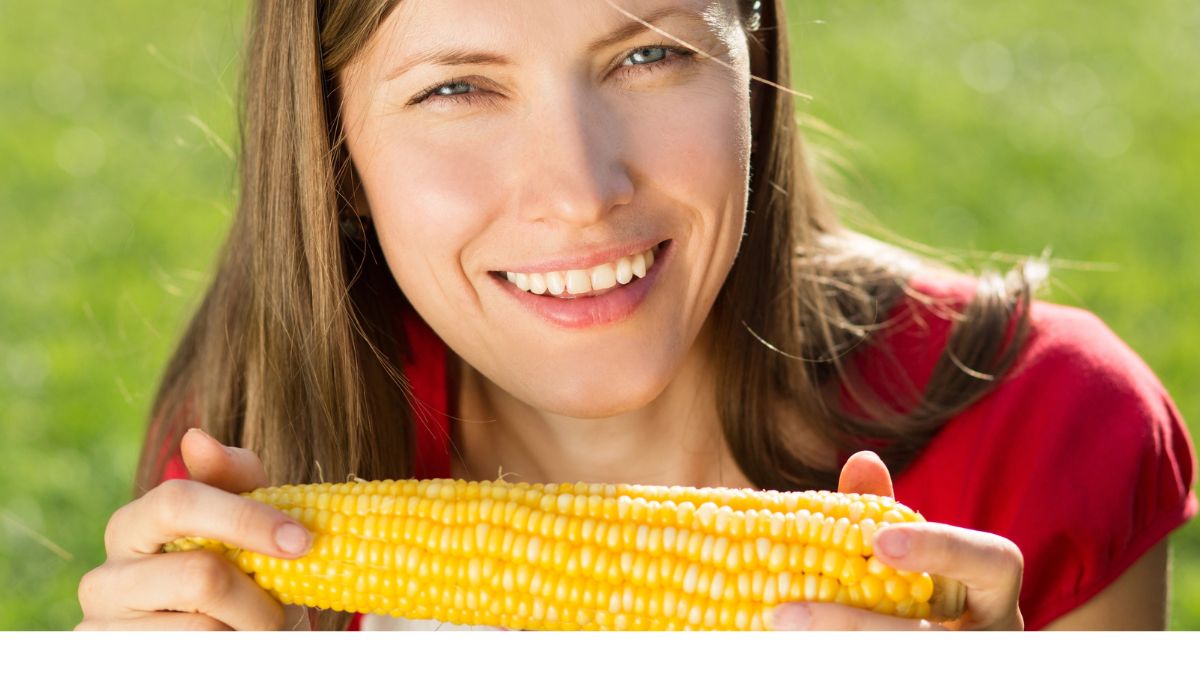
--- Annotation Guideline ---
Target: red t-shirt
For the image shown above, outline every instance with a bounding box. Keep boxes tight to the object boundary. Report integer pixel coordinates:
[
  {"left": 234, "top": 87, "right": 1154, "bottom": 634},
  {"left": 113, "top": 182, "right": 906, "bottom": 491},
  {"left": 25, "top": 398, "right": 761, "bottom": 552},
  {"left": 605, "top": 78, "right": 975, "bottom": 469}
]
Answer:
[
  {"left": 159, "top": 275, "right": 1197, "bottom": 631},
  {"left": 860, "top": 275, "right": 1197, "bottom": 628}
]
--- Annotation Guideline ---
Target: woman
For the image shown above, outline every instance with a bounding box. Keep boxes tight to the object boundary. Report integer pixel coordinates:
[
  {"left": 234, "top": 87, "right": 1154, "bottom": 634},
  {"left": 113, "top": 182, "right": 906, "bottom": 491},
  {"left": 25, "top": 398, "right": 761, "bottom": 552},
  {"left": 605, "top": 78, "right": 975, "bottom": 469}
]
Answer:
[{"left": 75, "top": 0, "right": 1195, "bottom": 631}]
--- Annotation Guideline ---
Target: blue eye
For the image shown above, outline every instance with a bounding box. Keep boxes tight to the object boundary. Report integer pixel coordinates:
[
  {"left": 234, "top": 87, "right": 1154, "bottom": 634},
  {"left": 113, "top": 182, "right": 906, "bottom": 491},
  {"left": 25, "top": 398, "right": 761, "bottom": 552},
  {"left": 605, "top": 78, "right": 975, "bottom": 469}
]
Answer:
[
  {"left": 427, "top": 81, "right": 475, "bottom": 99},
  {"left": 409, "top": 44, "right": 695, "bottom": 107},
  {"left": 626, "top": 46, "right": 670, "bottom": 66}
]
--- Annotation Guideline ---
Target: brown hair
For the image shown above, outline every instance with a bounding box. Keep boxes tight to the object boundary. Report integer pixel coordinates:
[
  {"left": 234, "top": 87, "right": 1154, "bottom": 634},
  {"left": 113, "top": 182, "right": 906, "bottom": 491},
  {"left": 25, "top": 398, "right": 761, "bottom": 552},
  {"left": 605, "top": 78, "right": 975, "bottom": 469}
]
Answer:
[{"left": 137, "top": 0, "right": 1037, "bottom": 630}]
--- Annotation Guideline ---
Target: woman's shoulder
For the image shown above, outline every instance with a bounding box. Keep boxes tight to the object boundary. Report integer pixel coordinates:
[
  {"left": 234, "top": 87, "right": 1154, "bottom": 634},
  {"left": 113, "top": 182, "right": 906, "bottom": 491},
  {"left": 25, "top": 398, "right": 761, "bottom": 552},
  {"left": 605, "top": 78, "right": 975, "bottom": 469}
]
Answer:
[
  {"left": 889, "top": 272, "right": 1197, "bottom": 630},
  {"left": 890, "top": 271, "right": 1195, "bottom": 489}
]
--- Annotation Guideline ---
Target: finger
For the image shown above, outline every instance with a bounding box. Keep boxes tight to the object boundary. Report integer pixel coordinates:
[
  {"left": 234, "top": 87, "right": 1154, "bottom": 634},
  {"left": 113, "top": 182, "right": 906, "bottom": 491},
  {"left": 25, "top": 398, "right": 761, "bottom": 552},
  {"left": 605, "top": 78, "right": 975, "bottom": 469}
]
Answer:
[
  {"left": 76, "top": 612, "right": 234, "bottom": 631},
  {"left": 104, "top": 478, "right": 311, "bottom": 560},
  {"left": 180, "top": 428, "right": 269, "bottom": 494},
  {"left": 872, "top": 522, "right": 1024, "bottom": 629},
  {"left": 768, "top": 602, "right": 947, "bottom": 631},
  {"left": 80, "top": 551, "right": 286, "bottom": 630},
  {"left": 837, "top": 450, "right": 894, "bottom": 498}
]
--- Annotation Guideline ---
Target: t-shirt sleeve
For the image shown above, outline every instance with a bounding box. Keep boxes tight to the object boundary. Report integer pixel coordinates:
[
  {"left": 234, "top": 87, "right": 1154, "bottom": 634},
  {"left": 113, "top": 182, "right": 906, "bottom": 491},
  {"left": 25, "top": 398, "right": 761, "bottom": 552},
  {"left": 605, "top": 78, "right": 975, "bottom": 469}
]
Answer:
[
  {"left": 1012, "top": 305, "right": 1196, "bottom": 628},
  {"left": 899, "top": 301, "right": 1198, "bottom": 630}
]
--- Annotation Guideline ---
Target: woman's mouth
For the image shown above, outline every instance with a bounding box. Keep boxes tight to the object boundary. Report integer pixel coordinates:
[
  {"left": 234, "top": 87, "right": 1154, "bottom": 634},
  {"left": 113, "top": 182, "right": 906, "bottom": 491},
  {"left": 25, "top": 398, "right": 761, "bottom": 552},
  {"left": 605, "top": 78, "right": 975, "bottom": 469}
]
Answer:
[
  {"left": 491, "top": 240, "right": 666, "bottom": 299},
  {"left": 488, "top": 240, "right": 672, "bottom": 329}
]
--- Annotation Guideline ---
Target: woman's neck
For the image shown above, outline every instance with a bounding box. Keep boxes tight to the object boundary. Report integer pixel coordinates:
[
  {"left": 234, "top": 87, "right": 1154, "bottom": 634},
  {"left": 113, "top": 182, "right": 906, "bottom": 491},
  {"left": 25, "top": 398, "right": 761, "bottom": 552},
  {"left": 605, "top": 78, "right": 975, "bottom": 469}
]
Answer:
[{"left": 448, "top": 321, "right": 757, "bottom": 490}]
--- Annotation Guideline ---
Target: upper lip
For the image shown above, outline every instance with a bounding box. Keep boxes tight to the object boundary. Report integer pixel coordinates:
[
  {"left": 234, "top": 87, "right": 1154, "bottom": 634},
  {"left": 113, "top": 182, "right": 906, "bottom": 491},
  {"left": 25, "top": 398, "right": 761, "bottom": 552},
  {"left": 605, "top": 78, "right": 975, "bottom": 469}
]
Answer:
[{"left": 493, "top": 238, "right": 668, "bottom": 274}]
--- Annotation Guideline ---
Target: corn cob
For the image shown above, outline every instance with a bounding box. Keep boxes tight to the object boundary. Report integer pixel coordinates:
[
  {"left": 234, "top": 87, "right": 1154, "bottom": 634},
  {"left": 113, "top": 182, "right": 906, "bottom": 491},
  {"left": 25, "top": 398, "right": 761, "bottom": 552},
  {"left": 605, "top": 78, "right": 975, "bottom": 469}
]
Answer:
[{"left": 164, "top": 478, "right": 964, "bottom": 630}]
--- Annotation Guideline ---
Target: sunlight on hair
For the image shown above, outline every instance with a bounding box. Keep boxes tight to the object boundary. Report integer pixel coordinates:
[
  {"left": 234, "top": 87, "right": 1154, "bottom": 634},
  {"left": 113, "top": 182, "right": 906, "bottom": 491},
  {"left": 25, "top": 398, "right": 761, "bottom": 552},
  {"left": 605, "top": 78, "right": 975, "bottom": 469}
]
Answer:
[{"left": 601, "top": 0, "right": 813, "bottom": 101}]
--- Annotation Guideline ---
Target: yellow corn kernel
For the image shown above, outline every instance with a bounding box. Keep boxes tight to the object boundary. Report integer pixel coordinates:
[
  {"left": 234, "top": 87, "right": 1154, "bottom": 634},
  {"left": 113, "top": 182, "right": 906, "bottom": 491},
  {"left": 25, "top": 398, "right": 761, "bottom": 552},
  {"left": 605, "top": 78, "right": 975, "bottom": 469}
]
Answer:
[
  {"left": 845, "top": 583, "right": 864, "bottom": 608},
  {"left": 885, "top": 575, "right": 910, "bottom": 603},
  {"left": 817, "top": 575, "right": 840, "bottom": 602},
  {"left": 839, "top": 555, "right": 867, "bottom": 586},
  {"left": 866, "top": 555, "right": 894, "bottom": 579},
  {"left": 820, "top": 549, "right": 846, "bottom": 578},
  {"left": 911, "top": 573, "right": 935, "bottom": 604},
  {"left": 859, "top": 576, "right": 884, "bottom": 607}
]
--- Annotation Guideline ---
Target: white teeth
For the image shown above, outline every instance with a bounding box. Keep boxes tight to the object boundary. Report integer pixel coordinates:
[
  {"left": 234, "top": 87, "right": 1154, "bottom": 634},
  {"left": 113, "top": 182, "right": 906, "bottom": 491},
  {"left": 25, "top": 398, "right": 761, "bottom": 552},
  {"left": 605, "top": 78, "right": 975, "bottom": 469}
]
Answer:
[
  {"left": 528, "top": 273, "right": 547, "bottom": 295},
  {"left": 502, "top": 244, "right": 661, "bottom": 298},
  {"left": 565, "top": 269, "right": 591, "bottom": 294},
  {"left": 615, "top": 257, "right": 633, "bottom": 284},
  {"left": 591, "top": 264, "right": 617, "bottom": 291},
  {"left": 631, "top": 253, "right": 646, "bottom": 279}
]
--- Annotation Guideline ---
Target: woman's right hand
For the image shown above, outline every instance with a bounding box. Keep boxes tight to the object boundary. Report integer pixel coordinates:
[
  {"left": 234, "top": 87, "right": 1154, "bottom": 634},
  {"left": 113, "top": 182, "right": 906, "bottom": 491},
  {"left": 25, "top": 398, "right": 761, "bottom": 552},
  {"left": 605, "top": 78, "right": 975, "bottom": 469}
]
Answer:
[{"left": 75, "top": 428, "right": 313, "bottom": 630}]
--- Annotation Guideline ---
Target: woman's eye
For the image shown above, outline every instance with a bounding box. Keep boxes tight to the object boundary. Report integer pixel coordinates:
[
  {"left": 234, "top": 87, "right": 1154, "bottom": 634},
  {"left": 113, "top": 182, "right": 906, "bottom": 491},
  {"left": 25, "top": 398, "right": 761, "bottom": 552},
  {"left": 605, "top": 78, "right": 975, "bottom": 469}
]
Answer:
[
  {"left": 409, "top": 44, "right": 695, "bottom": 107},
  {"left": 621, "top": 42, "right": 696, "bottom": 75},
  {"left": 620, "top": 43, "right": 697, "bottom": 79},
  {"left": 621, "top": 45, "right": 687, "bottom": 69},
  {"left": 430, "top": 81, "right": 474, "bottom": 98},
  {"left": 408, "top": 80, "right": 487, "bottom": 107}
]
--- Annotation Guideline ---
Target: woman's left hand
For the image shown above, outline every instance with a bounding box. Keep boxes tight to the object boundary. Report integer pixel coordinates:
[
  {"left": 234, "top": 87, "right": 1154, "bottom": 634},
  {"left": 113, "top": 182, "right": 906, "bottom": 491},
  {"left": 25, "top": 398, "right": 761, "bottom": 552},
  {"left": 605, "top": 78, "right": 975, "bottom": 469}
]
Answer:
[{"left": 768, "top": 450, "right": 1025, "bottom": 631}]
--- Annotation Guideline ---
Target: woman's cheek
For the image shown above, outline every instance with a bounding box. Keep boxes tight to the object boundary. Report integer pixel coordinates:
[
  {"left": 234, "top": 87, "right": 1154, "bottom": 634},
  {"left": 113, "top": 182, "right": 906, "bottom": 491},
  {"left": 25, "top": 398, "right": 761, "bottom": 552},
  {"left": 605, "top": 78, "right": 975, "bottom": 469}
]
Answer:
[
  {"left": 636, "top": 88, "right": 747, "bottom": 182},
  {"left": 627, "top": 84, "right": 751, "bottom": 283},
  {"left": 366, "top": 139, "right": 499, "bottom": 305}
]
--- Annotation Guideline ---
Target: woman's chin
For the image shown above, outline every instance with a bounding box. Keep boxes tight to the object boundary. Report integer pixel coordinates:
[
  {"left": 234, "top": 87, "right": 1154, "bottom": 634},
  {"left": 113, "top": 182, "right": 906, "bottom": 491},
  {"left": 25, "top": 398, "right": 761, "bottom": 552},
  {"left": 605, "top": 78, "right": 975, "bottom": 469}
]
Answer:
[{"left": 516, "top": 371, "right": 671, "bottom": 420}]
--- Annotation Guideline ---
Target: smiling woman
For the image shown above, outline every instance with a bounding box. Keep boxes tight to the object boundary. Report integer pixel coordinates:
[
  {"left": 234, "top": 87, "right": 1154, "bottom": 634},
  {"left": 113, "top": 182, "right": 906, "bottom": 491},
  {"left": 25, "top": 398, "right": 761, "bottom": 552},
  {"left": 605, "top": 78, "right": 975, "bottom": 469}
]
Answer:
[
  {"left": 336, "top": 0, "right": 756, "bottom": 430},
  {"left": 73, "top": 0, "right": 1195, "bottom": 632}
]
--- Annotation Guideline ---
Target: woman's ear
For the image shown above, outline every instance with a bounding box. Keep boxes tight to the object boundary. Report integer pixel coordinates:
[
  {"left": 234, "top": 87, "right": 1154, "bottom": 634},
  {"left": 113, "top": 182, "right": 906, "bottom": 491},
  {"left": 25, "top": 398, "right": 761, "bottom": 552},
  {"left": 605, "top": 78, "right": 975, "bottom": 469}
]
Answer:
[
  {"left": 345, "top": 163, "right": 372, "bottom": 220},
  {"left": 337, "top": 155, "right": 373, "bottom": 226},
  {"left": 337, "top": 158, "right": 373, "bottom": 241}
]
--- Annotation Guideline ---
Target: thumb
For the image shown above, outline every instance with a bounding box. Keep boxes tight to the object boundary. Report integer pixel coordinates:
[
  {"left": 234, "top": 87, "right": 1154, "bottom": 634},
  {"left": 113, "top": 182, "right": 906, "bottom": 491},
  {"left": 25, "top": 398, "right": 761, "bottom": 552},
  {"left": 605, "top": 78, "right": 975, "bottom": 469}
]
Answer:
[
  {"left": 837, "top": 450, "right": 894, "bottom": 498},
  {"left": 180, "top": 428, "right": 270, "bottom": 494}
]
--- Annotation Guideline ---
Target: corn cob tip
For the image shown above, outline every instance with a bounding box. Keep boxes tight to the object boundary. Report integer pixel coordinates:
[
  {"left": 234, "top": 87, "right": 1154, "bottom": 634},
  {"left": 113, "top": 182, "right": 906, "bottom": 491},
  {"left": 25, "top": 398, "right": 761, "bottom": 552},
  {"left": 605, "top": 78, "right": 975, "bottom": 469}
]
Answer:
[{"left": 929, "top": 575, "right": 966, "bottom": 622}]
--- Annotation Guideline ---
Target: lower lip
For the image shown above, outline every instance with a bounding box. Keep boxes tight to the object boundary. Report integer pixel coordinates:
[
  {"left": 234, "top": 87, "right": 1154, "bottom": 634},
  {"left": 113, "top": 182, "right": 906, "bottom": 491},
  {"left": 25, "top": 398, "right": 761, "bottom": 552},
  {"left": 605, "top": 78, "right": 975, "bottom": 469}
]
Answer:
[{"left": 490, "top": 240, "right": 672, "bottom": 329}]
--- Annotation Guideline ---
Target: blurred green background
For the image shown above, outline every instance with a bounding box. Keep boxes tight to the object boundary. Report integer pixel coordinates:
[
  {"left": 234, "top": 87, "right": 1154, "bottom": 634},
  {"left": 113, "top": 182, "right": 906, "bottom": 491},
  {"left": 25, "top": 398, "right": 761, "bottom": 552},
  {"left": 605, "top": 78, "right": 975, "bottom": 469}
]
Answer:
[{"left": 1, "top": 0, "right": 1196, "bottom": 629}]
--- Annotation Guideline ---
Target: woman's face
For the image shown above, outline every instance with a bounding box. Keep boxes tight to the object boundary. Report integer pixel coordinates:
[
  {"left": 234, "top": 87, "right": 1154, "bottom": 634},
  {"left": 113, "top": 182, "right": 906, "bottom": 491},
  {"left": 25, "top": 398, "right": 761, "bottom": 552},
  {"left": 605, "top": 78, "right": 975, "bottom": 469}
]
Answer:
[{"left": 339, "top": 0, "right": 754, "bottom": 417}]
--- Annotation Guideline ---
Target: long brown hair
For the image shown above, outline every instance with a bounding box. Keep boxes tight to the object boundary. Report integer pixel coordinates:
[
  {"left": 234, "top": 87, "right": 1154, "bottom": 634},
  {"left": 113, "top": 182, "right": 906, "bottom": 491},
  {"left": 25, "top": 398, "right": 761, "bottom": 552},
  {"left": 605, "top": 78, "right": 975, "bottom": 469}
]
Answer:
[{"left": 137, "top": 0, "right": 1037, "bottom": 630}]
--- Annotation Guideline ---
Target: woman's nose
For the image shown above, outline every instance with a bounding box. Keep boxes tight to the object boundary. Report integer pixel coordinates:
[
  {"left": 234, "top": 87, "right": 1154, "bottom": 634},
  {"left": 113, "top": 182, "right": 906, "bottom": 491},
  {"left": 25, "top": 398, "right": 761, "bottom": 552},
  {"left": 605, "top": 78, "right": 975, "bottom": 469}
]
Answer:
[{"left": 512, "top": 86, "right": 635, "bottom": 230}]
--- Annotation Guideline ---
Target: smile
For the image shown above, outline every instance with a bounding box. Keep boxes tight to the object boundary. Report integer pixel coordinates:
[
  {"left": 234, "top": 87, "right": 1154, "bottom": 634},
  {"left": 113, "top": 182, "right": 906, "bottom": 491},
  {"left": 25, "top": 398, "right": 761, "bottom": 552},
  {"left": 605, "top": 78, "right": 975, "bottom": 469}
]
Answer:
[
  {"left": 497, "top": 241, "right": 665, "bottom": 299},
  {"left": 489, "top": 240, "right": 673, "bottom": 329}
]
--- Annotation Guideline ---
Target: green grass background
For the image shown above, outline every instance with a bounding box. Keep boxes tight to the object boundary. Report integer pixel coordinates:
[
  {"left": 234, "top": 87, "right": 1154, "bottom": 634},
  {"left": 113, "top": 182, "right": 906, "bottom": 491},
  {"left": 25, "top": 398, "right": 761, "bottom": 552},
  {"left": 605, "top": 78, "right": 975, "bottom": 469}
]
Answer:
[{"left": 1, "top": 0, "right": 1196, "bottom": 629}]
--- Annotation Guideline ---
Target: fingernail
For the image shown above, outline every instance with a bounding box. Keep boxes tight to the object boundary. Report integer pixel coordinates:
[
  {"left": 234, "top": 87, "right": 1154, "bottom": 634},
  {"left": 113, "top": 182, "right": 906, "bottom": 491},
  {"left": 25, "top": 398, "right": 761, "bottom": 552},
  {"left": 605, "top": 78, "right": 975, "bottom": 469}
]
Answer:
[
  {"left": 275, "top": 522, "right": 311, "bottom": 555},
  {"left": 767, "top": 604, "right": 810, "bottom": 630},
  {"left": 877, "top": 529, "right": 910, "bottom": 558}
]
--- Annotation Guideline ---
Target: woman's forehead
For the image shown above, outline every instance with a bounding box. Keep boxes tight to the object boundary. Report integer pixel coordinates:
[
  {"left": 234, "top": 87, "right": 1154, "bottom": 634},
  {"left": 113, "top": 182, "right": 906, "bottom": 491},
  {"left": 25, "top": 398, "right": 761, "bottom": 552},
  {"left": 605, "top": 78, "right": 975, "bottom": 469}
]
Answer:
[
  {"left": 364, "top": 0, "right": 739, "bottom": 74},
  {"left": 388, "top": 0, "right": 735, "bottom": 29}
]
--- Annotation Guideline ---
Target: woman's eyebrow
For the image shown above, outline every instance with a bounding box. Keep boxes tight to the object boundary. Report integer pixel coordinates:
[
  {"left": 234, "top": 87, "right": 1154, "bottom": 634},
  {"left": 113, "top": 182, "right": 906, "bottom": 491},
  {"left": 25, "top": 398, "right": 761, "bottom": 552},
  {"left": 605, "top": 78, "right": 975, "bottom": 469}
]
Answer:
[{"left": 383, "top": 6, "right": 707, "bottom": 82}]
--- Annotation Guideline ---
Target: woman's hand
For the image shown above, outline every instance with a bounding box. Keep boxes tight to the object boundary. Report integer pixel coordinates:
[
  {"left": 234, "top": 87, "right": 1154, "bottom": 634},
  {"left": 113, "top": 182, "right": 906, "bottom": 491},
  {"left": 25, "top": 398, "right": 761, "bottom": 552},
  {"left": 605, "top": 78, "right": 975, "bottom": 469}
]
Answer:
[
  {"left": 75, "top": 428, "right": 313, "bottom": 630},
  {"left": 769, "top": 450, "right": 1025, "bottom": 631}
]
